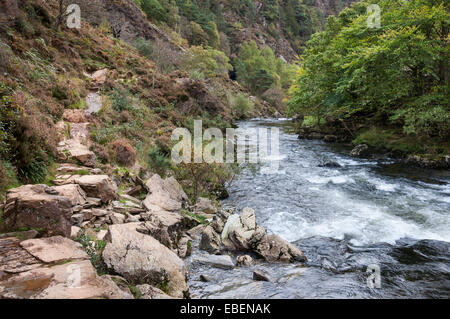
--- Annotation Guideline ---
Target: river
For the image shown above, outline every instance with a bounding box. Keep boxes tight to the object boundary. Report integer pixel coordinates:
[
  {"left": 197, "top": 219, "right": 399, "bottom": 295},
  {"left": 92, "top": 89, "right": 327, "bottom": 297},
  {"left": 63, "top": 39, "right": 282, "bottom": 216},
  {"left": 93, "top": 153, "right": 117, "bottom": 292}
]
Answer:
[{"left": 187, "top": 118, "right": 450, "bottom": 299}]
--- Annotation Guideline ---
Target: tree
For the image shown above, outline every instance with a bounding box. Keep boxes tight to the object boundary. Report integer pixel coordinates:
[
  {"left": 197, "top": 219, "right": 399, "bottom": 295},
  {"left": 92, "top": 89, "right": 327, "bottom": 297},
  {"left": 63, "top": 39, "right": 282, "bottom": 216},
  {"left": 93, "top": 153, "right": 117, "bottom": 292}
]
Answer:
[
  {"left": 288, "top": 0, "right": 450, "bottom": 140},
  {"left": 234, "top": 40, "right": 297, "bottom": 95},
  {"left": 141, "top": 0, "right": 168, "bottom": 22},
  {"left": 183, "top": 46, "right": 232, "bottom": 78},
  {"left": 185, "top": 21, "right": 209, "bottom": 46}
]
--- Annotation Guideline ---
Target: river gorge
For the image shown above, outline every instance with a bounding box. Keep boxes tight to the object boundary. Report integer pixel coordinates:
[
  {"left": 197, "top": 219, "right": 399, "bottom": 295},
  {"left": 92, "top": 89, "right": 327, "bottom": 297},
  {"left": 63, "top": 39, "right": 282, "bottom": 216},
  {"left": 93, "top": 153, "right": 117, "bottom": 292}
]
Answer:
[{"left": 187, "top": 118, "right": 450, "bottom": 299}]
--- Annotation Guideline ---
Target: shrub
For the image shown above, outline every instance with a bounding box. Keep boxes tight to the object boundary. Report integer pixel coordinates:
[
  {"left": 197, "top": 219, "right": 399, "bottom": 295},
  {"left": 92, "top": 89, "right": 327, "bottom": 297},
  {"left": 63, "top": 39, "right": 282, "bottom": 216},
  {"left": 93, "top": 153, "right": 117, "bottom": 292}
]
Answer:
[
  {"left": 141, "top": 0, "right": 167, "bottom": 22},
  {"left": 111, "top": 139, "right": 137, "bottom": 167},
  {"left": 111, "top": 87, "right": 131, "bottom": 112},
  {"left": 231, "top": 93, "right": 254, "bottom": 119},
  {"left": 185, "top": 21, "right": 209, "bottom": 47},
  {"left": 147, "top": 146, "right": 171, "bottom": 177},
  {"left": 134, "top": 38, "right": 153, "bottom": 59},
  {"left": 0, "top": 43, "right": 12, "bottom": 74},
  {"left": 183, "top": 46, "right": 232, "bottom": 78}
]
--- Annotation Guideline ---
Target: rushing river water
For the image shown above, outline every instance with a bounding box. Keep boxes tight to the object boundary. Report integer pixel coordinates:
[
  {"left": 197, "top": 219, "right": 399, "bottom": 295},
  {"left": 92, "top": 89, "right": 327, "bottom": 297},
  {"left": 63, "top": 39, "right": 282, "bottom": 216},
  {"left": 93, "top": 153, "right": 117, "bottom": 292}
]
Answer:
[{"left": 187, "top": 118, "right": 450, "bottom": 299}]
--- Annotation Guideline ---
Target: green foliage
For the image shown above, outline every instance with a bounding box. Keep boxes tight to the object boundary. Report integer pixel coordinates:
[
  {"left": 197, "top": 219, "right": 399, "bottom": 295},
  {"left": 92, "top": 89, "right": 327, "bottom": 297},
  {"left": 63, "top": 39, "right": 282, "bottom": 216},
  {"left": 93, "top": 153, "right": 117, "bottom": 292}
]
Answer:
[
  {"left": 288, "top": 0, "right": 450, "bottom": 142},
  {"left": 235, "top": 41, "right": 297, "bottom": 95},
  {"left": 147, "top": 146, "right": 171, "bottom": 177},
  {"left": 140, "top": 0, "right": 168, "bottom": 22},
  {"left": 183, "top": 46, "right": 232, "bottom": 78},
  {"left": 111, "top": 87, "right": 132, "bottom": 112},
  {"left": 134, "top": 38, "right": 154, "bottom": 59},
  {"left": 186, "top": 21, "right": 210, "bottom": 46},
  {"left": 230, "top": 93, "right": 254, "bottom": 119},
  {"left": 262, "top": 0, "right": 280, "bottom": 22},
  {"left": 205, "top": 21, "right": 220, "bottom": 49},
  {"left": 75, "top": 232, "right": 107, "bottom": 274},
  {"left": 0, "top": 82, "right": 53, "bottom": 184}
]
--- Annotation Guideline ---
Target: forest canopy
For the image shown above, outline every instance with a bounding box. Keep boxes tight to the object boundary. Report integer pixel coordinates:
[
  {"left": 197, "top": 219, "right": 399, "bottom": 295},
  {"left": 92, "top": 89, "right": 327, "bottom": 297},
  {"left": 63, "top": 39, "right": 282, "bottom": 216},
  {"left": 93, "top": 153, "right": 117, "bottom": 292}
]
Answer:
[{"left": 288, "top": 0, "right": 449, "bottom": 141}]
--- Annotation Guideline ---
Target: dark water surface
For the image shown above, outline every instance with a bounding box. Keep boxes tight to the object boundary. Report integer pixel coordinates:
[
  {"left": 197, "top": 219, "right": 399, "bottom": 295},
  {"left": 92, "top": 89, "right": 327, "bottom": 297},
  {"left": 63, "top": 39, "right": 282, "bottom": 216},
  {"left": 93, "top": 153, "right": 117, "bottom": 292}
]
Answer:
[{"left": 187, "top": 119, "right": 450, "bottom": 299}]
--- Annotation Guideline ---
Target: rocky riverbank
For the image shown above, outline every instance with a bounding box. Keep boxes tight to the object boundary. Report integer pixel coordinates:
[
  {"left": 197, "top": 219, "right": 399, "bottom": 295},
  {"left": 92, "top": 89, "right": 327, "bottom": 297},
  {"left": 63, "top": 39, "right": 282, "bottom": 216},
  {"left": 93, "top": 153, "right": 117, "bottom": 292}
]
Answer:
[{"left": 0, "top": 165, "right": 307, "bottom": 298}]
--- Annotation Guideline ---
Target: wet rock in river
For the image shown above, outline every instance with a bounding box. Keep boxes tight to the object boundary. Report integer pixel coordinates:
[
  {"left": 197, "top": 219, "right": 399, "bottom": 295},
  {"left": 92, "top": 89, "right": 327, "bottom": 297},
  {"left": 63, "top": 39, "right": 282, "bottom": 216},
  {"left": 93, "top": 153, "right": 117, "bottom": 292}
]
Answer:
[
  {"left": 350, "top": 144, "right": 369, "bottom": 157},
  {"left": 200, "top": 225, "right": 222, "bottom": 255},
  {"left": 253, "top": 269, "right": 272, "bottom": 282},
  {"left": 236, "top": 255, "right": 253, "bottom": 267},
  {"left": 192, "top": 254, "right": 235, "bottom": 270},
  {"left": 254, "top": 234, "right": 307, "bottom": 263}
]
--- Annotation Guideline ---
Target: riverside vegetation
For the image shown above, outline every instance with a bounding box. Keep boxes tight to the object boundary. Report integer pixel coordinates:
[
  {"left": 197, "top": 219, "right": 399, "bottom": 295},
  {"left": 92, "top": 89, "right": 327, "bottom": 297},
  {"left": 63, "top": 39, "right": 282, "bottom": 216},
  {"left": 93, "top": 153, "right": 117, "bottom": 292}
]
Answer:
[{"left": 288, "top": 0, "right": 449, "bottom": 167}]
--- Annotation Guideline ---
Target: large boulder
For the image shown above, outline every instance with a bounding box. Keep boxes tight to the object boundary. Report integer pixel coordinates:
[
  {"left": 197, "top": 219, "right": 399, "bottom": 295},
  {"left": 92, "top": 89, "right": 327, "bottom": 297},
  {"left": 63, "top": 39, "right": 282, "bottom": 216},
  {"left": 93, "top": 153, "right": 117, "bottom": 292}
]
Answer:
[
  {"left": 253, "top": 234, "right": 307, "bottom": 263},
  {"left": 20, "top": 236, "right": 88, "bottom": 263},
  {"left": 221, "top": 208, "right": 258, "bottom": 251},
  {"left": 2, "top": 185, "right": 72, "bottom": 237},
  {"left": 102, "top": 223, "right": 189, "bottom": 298},
  {"left": 137, "top": 210, "right": 186, "bottom": 252},
  {"left": 61, "top": 175, "right": 117, "bottom": 203},
  {"left": 143, "top": 174, "right": 188, "bottom": 212},
  {"left": 0, "top": 237, "right": 131, "bottom": 299},
  {"left": 199, "top": 225, "right": 221, "bottom": 255},
  {"left": 53, "top": 184, "right": 87, "bottom": 206},
  {"left": 58, "top": 140, "right": 96, "bottom": 167}
]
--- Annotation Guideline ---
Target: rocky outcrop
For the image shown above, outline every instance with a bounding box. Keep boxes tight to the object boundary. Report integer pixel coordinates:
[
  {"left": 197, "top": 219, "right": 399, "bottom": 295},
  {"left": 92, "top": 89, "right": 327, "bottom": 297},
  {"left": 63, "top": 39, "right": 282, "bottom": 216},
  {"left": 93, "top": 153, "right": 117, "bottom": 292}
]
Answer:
[
  {"left": 0, "top": 237, "right": 131, "bottom": 299},
  {"left": 20, "top": 236, "right": 88, "bottom": 263},
  {"left": 53, "top": 184, "right": 87, "bottom": 206},
  {"left": 57, "top": 140, "right": 96, "bottom": 167},
  {"left": 199, "top": 207, "right": 307, "bottom": 263},
  {"left": 143, "top": 174, "right": 188, "bottom": 212},
  {"left": 137, "top": 210, "right": 189, "bottom": 252},
  {"left": 199, "top": 225, "right": 221, "bottom": 255},
  {"left": 194, "top": 197, "right": 217, "bottom": 217},
  {"left": 253, "top": 234, "right": 306, "bottom": 263},
  {"left": 55, "top": 175, "right": 117, "bottom": 203},
  {"left": 221, "top": 208, "right": 258, "bottom": 251},
  {"left": 2, "top": 185, "right": 72, "bottom": 237},
  {"left": 102, "top": 223, "right": 188, "bottom": 298}
]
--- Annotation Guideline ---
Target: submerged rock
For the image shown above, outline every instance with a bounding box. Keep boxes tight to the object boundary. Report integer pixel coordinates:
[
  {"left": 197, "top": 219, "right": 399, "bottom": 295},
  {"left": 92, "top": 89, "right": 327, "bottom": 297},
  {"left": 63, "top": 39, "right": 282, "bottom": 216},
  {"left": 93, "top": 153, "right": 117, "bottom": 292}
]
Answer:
[
  {"left": 253, "top": 269, "right": 272, "bottom": 282},
  {"left": 192, "top": 254, "right": 235, "bottom": 270},
  {"left": 319, "top": 161, "right": 342, "bottom": 168}
]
